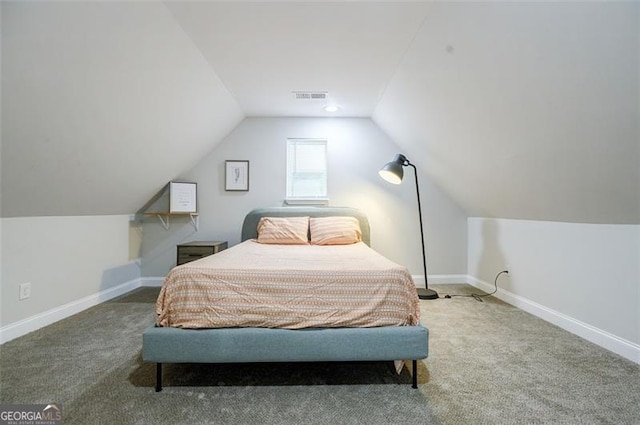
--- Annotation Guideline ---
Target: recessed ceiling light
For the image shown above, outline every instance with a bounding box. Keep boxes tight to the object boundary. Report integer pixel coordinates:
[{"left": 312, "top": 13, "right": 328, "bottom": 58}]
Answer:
[{"left": 323, "top": 105, "right": 339, "bottom": 112}]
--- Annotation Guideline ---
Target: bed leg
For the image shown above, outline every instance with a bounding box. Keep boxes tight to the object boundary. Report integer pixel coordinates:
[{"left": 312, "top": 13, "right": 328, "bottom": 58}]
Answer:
[
  {"left": 412, "top": 360, "right": 418, "bottom": 389},
  {"left": 156, "top": 363, "right": 163, "bottom": 392}
]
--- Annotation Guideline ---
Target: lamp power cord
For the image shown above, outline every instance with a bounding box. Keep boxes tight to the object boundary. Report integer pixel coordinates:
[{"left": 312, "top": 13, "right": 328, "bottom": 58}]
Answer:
[{"left": 443, "top": 270, "right": 508, "bottom": 302}]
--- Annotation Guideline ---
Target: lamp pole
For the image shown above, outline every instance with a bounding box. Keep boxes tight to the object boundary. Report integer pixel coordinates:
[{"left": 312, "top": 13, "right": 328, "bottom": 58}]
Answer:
[{"left": 406, "top": 161, "right": 439, "bottom": 300}]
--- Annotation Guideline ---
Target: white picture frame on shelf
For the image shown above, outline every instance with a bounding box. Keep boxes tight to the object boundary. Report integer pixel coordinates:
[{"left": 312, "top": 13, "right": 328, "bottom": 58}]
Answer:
[
  {"left": 225, "top": 160, "right": 249, "bottom": 191},
  {"left": 169, "top": 182, "right": 197, "bottom": 213}
]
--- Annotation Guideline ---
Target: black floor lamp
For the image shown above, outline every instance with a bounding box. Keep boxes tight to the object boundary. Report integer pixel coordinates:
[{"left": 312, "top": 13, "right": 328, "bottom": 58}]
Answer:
[{"left": 379, "top": 154, "right": 439, "bottom": 300}]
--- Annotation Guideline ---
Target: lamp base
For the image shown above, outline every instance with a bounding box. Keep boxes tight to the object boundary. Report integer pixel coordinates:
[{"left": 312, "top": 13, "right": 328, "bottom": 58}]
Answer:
[{"left": 417, "top": 287, "right": 439, "bottom": 300}]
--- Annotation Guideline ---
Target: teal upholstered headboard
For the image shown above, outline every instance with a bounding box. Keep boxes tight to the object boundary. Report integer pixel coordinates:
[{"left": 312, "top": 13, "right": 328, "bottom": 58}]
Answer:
[{"left": 241, "top": 207, "right": 371, "bottom": 246}]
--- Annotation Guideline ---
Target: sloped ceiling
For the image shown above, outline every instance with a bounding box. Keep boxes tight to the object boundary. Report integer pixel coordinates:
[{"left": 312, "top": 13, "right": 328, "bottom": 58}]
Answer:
[
  {"left": 164, "top": 1, "right": 431, "bottom": 117},
  {"left": 1, "top": 1, "right": 638, "bottom": 224},
  {"left": 1, "top": 1, "right": 244, "bottom": 217}
]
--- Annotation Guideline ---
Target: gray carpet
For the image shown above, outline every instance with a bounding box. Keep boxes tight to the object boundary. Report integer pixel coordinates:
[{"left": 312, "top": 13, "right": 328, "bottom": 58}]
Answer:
[{"left": 1, "top": 284, "right": 639, "bottom": 424}]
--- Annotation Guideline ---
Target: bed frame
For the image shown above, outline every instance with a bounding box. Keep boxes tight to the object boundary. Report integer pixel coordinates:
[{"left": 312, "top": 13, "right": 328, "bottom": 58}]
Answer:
[{"left": 143, "top": 207, "right": 429, "bottom": 391}]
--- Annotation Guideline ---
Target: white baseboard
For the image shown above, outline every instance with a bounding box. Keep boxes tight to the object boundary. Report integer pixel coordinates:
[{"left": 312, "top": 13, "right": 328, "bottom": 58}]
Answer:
[
  {"left": 466, "top": 275, "right": 640, "bottom": 365},
  {"left": 146, "top": 276, "right": 467, "bottom": 288},
  {"left": 141, "top": 277, "right": 165, "bottom": 287},
  {"left": 0, "top": 279, "right": 141, "bottom": 345},
  {"left": 144, "top": 275, "right": 463, "bottom": 288},
  {"left": 413, "top": 274, "right": 468, "bottom": 286}
]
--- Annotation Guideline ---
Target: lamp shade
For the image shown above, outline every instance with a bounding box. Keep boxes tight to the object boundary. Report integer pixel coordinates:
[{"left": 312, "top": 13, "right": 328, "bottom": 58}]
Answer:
[{"left": 378, "top": 154, "right": 407, "bottom": 184}]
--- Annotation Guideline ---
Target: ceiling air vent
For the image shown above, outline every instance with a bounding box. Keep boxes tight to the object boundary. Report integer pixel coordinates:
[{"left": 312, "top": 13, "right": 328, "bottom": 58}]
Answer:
[{"left": 292, "top": 91, "right": 328, "bottom": 100}]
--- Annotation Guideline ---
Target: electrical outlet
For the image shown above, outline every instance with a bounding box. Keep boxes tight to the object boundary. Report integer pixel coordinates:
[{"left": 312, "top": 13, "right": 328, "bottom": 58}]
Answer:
[{"left": 19, "top": 282, "right": 31, "bottom": 300}]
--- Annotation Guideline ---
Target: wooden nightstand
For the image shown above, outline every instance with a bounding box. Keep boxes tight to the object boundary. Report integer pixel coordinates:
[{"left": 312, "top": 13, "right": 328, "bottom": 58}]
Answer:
[{"left": 176, "top": 241, "right": 228, "bottom": 265}]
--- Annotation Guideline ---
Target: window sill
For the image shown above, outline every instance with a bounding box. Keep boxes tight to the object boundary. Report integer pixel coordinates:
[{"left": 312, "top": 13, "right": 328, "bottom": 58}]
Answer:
[{"left": 284, "top": 198, "right": 330, "bottom": 206}]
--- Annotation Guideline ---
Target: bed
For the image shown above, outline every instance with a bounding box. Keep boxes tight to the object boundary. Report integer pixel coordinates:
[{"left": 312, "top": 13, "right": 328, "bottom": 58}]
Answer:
[{"left": 143, "top": 207, "right": 429, "bottom": 391}]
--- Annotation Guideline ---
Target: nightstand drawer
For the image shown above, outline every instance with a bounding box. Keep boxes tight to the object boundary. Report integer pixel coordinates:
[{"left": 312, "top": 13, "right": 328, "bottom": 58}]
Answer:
[{"left": 176, "top": 241, "right": 228, "bottom": 265}]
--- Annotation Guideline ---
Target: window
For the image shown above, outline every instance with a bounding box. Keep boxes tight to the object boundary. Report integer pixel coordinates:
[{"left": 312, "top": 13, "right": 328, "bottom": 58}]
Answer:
[{"left": 286, "top": 139, "right": 328, "bottom": 202}]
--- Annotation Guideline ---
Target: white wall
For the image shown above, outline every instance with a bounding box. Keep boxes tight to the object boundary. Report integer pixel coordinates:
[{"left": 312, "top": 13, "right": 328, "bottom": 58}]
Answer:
[
  {"left": 140, "top": 117, "right": 468, "bottom": 280},
  {"left": 1, "top": 215, "right": 138, "bottom": 338},
  {"left": 468, "top": 218, "right": 640, "bottom": 361}
]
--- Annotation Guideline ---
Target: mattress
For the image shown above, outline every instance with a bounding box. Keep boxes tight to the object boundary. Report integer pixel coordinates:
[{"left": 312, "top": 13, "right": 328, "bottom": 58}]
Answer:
[{"left": 156, "top": 240, "right": 420, "bottom": 329}]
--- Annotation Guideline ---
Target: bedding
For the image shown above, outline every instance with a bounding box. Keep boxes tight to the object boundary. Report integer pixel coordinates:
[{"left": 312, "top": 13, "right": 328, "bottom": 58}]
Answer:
[{"left": 156, "top": 240, "right": 420, "bottom": 329}]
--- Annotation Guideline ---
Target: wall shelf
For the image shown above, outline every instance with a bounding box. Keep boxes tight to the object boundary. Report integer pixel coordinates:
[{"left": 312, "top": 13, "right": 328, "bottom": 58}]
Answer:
[{"left": 142, "top": 212, "right": 199, "bottom": 231}]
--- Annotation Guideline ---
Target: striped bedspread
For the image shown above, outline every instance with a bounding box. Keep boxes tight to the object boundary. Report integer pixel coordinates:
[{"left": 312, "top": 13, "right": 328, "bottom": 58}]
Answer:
[{"left": 156, "top": 240, "right": 420, "bottom": 329}]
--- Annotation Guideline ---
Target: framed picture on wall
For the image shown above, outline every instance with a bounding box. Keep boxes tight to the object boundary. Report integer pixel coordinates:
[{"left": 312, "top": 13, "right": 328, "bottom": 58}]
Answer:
[
  {"left": 225, "top": 160, "right": 249, "bottom": 191},
  {"left": 169, "top": 181, "right": 197, "bottom": 213}
]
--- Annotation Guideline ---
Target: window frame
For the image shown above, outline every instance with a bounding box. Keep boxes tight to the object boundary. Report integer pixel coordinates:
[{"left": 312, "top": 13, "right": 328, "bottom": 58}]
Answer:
[{"left": 285, "top": 138, "right": 329, "bottom": 205}]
